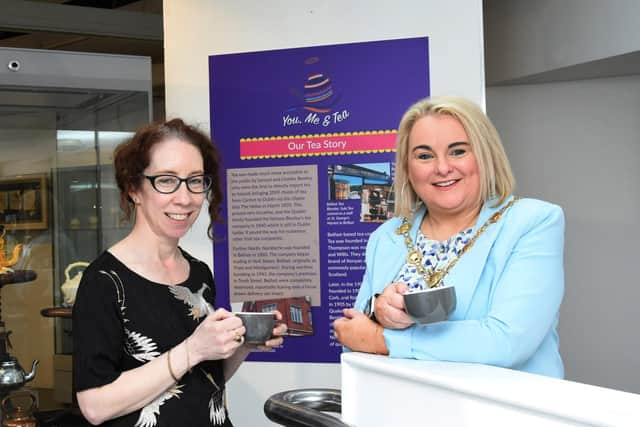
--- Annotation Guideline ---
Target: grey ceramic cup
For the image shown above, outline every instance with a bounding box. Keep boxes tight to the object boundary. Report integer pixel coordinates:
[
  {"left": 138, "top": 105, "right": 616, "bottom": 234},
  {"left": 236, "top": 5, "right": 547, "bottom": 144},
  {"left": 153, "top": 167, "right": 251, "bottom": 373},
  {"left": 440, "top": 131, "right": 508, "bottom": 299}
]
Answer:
[
  {"left": 403, "top": 285, "right": 457, "bottom": 324},
  {"left": 235, "top": 312, "right": 276, "bottom": 344}
]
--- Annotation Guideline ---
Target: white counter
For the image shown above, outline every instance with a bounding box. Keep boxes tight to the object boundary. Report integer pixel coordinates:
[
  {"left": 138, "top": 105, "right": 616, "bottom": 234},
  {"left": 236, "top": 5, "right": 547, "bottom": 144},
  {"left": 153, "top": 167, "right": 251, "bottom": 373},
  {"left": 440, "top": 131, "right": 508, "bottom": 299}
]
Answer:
[{"left": 341, "top": 352, "right": 639, "bottom": 427}]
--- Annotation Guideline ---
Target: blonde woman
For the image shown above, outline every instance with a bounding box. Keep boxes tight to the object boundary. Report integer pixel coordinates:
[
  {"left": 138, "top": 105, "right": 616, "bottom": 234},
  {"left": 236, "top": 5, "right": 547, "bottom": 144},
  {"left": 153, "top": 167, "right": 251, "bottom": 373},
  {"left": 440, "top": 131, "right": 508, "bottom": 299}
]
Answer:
[{"left": 334, "top": 97, "right": 564, "bottom": 378}]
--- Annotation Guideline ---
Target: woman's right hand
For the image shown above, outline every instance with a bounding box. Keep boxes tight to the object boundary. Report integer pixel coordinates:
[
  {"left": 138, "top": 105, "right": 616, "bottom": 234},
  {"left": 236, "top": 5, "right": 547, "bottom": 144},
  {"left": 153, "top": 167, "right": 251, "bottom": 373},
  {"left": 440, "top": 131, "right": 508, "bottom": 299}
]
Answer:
[
  {"left": 189, "top": 308, "right": 245, "bottom": 364},
  {"left": 375, "top": 282, "right": 415, "bottom": 329}
]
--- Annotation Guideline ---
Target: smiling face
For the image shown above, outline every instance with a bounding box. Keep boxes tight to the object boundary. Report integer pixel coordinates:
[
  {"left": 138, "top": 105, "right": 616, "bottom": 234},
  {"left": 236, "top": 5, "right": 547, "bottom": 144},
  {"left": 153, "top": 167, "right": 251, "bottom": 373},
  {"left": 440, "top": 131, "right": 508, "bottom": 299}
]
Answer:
[
  {"left": 130, "top": 137, "right": 206, "bottom": 242},
  {"left": 407, "top": 113, "right": 481, "bottom": 219}
]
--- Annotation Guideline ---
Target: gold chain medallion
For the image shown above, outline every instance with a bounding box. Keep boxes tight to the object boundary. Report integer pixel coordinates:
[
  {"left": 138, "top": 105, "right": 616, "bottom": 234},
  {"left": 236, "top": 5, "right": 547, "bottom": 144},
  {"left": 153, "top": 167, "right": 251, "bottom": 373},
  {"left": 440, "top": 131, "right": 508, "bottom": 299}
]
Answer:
[{"left": 396, "top": 198, "right": 519, "bottom": 288}]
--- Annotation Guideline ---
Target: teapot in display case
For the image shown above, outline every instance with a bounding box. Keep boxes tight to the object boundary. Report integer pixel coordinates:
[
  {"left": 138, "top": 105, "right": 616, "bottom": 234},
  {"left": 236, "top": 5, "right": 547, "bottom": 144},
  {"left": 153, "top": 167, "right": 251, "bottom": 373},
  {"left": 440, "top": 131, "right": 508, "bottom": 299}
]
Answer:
[
  {"left": 0, "top": 356, "right": 38, "bottom": 394},
  {"left": 0, "top": 228, "right": 22, "bottom": 275},
  {"left": 60, "top": 261, "right": 90, "bottom": 306}
]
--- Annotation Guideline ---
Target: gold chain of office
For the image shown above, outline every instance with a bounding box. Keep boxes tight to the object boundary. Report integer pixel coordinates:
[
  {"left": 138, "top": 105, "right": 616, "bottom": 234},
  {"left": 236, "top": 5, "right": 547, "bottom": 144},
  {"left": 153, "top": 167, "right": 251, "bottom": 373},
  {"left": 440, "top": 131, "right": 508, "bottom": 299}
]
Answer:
[{"left": 395, "top": 198, "right": 519, "bottom": 288}]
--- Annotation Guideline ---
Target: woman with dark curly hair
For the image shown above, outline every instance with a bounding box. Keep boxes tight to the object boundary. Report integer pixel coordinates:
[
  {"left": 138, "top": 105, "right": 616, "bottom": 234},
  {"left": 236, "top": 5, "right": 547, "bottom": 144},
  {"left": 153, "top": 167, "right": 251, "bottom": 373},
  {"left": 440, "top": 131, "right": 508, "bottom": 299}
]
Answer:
[{"left": 73, "top": 119, "right": 286, "bottom": 426}]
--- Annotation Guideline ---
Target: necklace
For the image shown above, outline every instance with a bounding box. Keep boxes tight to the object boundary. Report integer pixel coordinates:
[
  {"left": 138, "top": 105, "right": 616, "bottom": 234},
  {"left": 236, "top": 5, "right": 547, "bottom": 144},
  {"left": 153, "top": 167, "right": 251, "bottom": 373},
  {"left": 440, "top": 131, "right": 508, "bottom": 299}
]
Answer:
[{"left": 395, "top": 198, "right": 519, "bottom": 288}]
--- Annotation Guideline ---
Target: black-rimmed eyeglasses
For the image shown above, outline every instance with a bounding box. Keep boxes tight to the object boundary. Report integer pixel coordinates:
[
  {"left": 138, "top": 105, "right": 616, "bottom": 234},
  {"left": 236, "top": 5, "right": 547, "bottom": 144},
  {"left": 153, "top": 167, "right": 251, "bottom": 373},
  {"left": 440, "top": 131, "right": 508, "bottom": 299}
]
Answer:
[{"left": 143, "top": 174, "right": 213, "bottom": 194}]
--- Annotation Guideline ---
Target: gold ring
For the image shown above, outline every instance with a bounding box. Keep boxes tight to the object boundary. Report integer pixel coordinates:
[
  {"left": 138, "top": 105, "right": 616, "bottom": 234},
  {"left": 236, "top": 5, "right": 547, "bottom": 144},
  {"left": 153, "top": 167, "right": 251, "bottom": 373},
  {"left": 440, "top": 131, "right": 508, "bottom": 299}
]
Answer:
[{"left": 234, "top": 334, "right": 243, "bottom": 344}]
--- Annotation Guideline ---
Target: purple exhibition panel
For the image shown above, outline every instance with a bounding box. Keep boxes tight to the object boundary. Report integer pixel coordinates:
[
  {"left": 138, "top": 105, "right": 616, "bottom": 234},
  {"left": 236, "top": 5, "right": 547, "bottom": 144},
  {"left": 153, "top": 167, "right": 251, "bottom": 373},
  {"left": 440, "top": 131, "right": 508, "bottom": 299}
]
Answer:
[{"left": 209, "top": 37, "right": 429, "bottom": 362}]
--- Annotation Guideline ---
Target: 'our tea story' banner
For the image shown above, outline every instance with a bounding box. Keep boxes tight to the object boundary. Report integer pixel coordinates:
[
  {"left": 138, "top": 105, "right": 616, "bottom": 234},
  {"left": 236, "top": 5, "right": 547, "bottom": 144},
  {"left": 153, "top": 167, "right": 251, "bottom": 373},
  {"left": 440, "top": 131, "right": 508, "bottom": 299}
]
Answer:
[{"left": 209, "top": 37, "right": 430, "bottom": 362}]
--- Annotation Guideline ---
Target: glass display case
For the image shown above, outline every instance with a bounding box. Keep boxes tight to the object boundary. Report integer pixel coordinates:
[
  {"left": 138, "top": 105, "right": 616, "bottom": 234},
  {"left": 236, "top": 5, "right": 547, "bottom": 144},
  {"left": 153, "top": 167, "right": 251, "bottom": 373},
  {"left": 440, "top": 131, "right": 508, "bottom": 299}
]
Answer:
[
  {"left": 0, "top": 47, "right": 152, "bottom": 408},
  {"left": 51, "top": 131, "right": 136, "bottom": 356}
]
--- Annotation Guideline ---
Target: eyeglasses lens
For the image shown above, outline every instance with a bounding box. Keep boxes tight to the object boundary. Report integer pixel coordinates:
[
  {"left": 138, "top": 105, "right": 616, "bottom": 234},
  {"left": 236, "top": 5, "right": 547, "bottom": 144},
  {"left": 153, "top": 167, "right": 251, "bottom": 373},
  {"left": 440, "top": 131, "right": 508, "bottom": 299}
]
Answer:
[
  {"left": 150, "top": 175, "right": 212, "bottom": 194},
  {"left": 186, "top": 175, "right": 212, "bottom": 193}
]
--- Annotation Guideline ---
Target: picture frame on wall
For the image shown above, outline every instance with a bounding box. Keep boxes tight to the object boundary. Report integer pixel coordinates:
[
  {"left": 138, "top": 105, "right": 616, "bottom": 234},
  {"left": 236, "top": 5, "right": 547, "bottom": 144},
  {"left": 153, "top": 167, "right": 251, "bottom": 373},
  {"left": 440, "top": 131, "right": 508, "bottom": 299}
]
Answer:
[{"left": 0, "top": 174, "right": 48, "bottom": 230}]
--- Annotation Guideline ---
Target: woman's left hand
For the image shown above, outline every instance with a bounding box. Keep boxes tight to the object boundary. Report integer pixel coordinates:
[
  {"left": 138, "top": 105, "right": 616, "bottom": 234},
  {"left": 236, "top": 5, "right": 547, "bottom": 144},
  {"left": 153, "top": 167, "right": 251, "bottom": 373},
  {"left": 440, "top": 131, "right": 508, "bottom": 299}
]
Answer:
[
  {"left": 333, "top": 309, "right": 389, "bottom": 355},
  {"left": 247, "top": 310, "right": 287, "bottom": 351}
]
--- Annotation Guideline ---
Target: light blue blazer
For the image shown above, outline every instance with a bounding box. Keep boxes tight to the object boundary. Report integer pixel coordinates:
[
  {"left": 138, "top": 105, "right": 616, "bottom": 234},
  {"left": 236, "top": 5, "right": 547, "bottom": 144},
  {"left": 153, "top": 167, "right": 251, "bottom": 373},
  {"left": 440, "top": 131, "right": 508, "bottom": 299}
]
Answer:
[{"left": 354, "top": 196, "right": 565, "bottom": 378}]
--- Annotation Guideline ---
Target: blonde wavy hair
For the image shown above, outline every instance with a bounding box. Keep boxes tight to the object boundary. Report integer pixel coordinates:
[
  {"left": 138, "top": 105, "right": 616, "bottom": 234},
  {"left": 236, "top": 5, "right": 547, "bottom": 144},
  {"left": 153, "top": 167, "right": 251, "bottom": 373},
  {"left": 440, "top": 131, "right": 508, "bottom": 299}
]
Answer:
[{"left": 394, "top": 96, "right": 515, "bottom": 218}]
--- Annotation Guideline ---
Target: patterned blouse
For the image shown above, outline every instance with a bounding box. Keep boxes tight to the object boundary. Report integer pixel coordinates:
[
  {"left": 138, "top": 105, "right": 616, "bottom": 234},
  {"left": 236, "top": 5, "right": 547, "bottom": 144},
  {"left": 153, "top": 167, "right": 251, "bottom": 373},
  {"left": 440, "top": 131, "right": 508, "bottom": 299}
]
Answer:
[
  {"left": 394, "top": 228, "right": 473, "bottom": 291},
  {"left": 73, "top": 249, "right": 233, "bottom": 427}
]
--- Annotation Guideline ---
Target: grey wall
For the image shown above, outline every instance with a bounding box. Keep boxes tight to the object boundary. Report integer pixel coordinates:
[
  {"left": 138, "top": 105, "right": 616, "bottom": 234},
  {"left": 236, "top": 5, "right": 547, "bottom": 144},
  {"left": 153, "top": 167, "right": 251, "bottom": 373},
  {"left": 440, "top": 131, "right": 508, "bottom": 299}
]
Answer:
[
  {"left": 484, "top": 0, "right": 640, "bottom": 85},
  {"left": 487, "top": 74, "right": 640, "bottom": 394},
  {"left": 485, "top": 0, "right": 640, "bottom": 394}
]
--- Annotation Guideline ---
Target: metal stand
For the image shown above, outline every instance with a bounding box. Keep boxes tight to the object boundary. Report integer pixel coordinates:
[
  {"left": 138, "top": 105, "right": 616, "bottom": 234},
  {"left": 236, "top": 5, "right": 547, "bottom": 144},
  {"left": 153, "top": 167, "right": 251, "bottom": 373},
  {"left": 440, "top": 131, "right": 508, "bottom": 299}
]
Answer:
[{"left": 264, "top": 388, "right": 348, "bottom": 427}]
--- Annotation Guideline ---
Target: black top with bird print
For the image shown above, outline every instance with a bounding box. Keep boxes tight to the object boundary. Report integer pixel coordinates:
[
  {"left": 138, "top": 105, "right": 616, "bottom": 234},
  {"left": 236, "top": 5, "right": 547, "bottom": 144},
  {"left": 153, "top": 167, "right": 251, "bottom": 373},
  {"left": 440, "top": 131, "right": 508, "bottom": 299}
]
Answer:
[{"left": 73, "top": 249, "right": 233, "bottom": 427}]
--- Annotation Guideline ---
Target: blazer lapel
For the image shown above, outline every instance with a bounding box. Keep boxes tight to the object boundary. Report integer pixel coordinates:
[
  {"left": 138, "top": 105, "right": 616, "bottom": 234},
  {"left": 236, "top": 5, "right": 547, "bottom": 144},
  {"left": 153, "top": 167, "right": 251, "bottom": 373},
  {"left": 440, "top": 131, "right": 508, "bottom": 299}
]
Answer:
[{"left": 445, "top": 197, "right": 513, "bottom": 319}]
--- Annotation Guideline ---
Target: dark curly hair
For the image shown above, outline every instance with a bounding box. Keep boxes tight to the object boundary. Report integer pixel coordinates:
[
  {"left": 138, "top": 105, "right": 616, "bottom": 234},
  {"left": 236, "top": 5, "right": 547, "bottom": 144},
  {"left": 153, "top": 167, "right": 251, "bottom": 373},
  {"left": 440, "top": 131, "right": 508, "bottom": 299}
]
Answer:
[{"left": 113, "top": 118, "right": 223, "bottom": 239}]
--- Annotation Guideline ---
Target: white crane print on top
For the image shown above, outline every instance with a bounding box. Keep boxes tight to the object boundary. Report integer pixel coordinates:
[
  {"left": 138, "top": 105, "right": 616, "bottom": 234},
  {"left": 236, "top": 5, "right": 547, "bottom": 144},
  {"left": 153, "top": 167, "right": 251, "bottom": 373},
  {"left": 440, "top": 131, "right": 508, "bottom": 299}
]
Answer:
[
  {"left": 97, "top": 270, "right": 186, "bottom": 426},
  {"left": 99, "top": 270, "right": 161, "bottom": 362},
  {"left": 134, "top": 384, "right": 184, "bottom": 427},
  {"left": 169, "top": 283, "right": 214, "bottom": 319}
]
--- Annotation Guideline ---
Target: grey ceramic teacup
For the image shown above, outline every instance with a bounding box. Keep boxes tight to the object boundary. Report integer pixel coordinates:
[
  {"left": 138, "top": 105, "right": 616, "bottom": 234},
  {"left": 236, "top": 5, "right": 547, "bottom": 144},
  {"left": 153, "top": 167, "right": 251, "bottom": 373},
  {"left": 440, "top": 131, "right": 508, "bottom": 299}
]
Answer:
[
  {"left": 403, "top": 285, "right": 457, "bottom": 324},
  {"left": 235, "top": 312, "right": 276, "bottom": 344}
]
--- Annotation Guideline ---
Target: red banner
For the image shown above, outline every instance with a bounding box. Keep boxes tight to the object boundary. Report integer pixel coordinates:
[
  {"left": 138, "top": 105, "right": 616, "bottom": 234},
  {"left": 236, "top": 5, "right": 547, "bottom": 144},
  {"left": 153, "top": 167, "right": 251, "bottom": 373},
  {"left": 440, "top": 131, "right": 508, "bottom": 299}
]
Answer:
[{"left": 240, "top": 130, "right": 397, "bottom": 160}]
